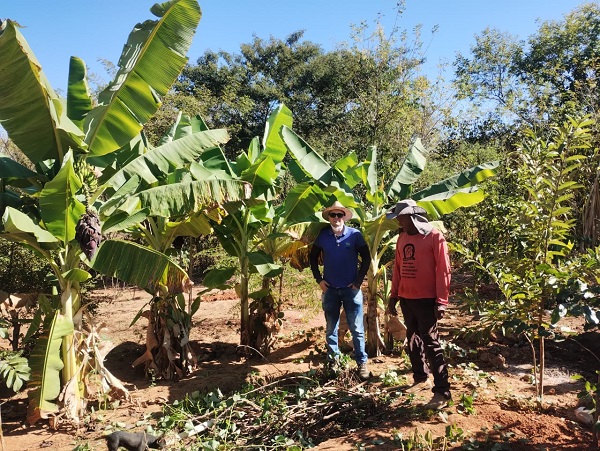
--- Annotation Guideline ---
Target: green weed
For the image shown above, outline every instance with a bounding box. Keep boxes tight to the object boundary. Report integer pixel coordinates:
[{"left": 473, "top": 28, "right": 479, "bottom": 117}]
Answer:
[
  {"left": 457, "top": 391, "right": 477, "bottom": 415},
  {"left": 379, "top": 369, "right": 408, "bottom": 387},
  {"left": 391, "top": 427, "right": 449, "bottom": 450}
]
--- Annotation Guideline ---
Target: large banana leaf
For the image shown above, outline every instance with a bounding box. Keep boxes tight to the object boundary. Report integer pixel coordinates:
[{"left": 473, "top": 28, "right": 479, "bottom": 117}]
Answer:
[
  {"left": 286, "top": 157, "right": 311, "bottom": 184},
  {"left": 90, "top": 239, "right": 192, "bottom": 295},
  {"left": 199, "top": 146, "right": 235, "bottom": 175},
  {"left": 166, "top": 211, "right": 214, "bottom": 237},
  {"left": 412, "top": 160, "right": 500, "bottom": 199},
  {"left": 189, "top": 161, "right": 233, "bottom": 181},
  {"left": 0, "top": 155, "right": 43, "bottom": 189},
  {"left": 387, "top": 138, "right": 428, "bottom": 200},
  {"left": 87, "top": 131, "right": 148, "bottom": 173},
  {"left": 101, "top": 209, "right": 150, "bottom": 234},
  {"left": 321, "top": 185, "right": 361, "bottom": 209},
  {"left": 259, "top": 221, "right": 310, "bottom": 260},
  {"left": 363, "top": 147, "right": 387, "bottom": 210},
  {"left": 84, "top": 0, "right": 201, "bottom": 156},
  {"left": 159, "top": 112, "right": 208, "bottom": 145},
  {"left": 334, "top": 152, "right": 361, "bottom": 188},
  {"left": 99, "top": 129, "right": 229, "bottom": 192},
  {"left": 282, "top": 182, "right": 324, "bottom": 225},
  {"left": 261, "top": 104, "right": 293, "bottom": 164},
  {"left": 241, "top": 156, "right": 278, "bottom": 196},
  {"left": 245, "top": 137, "right": 261, "bottom": 165},
  {"left": 416, "top": 186, "right": 488, "bottom": 219},
  {"left": 97, "top": 175, "right": 142, "bottom": 217},
  {"left": 363, "top": 214, "right": 399, "bottom": 246},
  {"left": 248, "top": 201, "right": 275, "bottom": 224},
  {"left": 0, "top": 21, "right": 85, "bottom": 164},
  {"left": 39, "top": 152, "right": 86, "bottom": 244},
  {"left": 27, "top": 311, "right": 74, "bottom": 424},
  {"left": 247, "top": 250, "right": 283, "bottom": 277},
  {"left": 66, "top": 57, "right": 93, "bottom": 130},
  {"left": 2, "top": 207, "right": 60, "bottom": 251},
  {"left": 202, "top": 267, "right": 236, "bottom": 290},
  {"left": 0, "top": 190, "right": 24, "bottom": 214},
  {"left": 136, "top": 179, "right": 251, "bottom": 217},
  {"left": 213, "top": 220, "right": 243, "bottom": 257},
  {"left": 281, "top": 126, "right": 346, "bottom": 186}
]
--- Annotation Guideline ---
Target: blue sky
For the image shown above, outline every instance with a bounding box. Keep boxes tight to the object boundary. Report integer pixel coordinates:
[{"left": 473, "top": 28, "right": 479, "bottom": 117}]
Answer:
[{"left": 1, "top": 0, "right": 591, "bottom": 92}]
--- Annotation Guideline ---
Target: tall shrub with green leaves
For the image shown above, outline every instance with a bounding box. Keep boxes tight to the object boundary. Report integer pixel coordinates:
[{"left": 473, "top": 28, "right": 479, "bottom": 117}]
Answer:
[{"left": 456, "top": 116, "right": 597, "bottom": 403}]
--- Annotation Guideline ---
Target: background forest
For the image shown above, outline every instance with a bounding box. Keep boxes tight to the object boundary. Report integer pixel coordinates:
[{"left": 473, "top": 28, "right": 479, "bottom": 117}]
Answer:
[{"left": 1, "top": 1, "right": 600, "bottom": 449}]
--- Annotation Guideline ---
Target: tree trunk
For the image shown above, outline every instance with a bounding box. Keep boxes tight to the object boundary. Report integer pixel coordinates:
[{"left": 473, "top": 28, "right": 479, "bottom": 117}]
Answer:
[
  {"left": 582, "top": 174, "right": 600, "bottom": 250},
  {"left": 539, "top": 335, "right": 545, "bottom": 403},
  {"left": 240, "top": 256, "right": 250, "bottom": 349},
  {"left": 594, "top": 372, "right": 599, "bottom": 449},
  {"left": 537, "top": 301, "right": 546, "bottom": 404}
]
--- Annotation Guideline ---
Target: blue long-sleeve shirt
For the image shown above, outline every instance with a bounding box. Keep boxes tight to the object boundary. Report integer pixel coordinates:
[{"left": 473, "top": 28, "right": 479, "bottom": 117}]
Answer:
[{"left": 309, "top": 225, "right": 370, "bottom": 288}]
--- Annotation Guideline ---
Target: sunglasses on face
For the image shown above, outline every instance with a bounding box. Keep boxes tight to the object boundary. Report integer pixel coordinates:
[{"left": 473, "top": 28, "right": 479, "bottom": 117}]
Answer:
[{"left": 329, "top": 212, "right": 345, "bottom": 218}]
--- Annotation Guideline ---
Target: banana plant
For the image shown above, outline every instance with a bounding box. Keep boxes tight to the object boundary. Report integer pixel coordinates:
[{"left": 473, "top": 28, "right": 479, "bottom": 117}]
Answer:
[
  {"left": 282, "top": 126, "right": 499, "bottom": 356},
  {"left": 202, "top": 104, "right": 322, "bottom": 355},
  {"left": 0, "top": 0, "right": 204, "bottom": 424},
  {"left": 93, "top": 115, "right": 251, "bottom": 378},
  {"left": 209, "top": 105, "right": 292, "bottom": 353}
]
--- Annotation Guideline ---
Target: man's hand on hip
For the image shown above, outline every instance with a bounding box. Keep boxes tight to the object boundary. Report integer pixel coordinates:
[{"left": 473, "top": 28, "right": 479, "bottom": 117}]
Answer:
[{"left": 319, "top": 280, "right": 329, "bottom": 292}]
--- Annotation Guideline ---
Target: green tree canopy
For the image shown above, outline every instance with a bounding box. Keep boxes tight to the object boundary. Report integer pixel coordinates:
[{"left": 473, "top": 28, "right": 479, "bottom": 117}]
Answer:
[
  {"left": 454, "top": 2, "right": 600, "bottom": 126},
  {"left": 175, "top": 31, "right": 324, "bottom": 156},
  {"left": 174, "top": 5, "right": 441, "bottom": 183}
]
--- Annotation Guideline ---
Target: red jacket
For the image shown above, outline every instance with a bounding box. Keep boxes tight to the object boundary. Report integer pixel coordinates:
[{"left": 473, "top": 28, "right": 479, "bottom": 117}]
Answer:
[{"left": 390, "top": 228, "right": 451, "bottom": 305}]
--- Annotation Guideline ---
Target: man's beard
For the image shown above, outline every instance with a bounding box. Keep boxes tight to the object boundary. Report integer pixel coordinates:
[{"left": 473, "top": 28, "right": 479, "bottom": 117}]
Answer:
[{"left": 331, "top": 223, "right": 344, "bottom": 235}]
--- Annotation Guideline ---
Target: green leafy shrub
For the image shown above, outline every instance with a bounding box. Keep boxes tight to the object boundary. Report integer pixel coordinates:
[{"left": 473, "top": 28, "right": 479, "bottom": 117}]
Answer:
[
  {"left": 0, "top": 239, "right": 52, "bottom": 293},
  {"left": 0, "top": 341, "right": 30, "bottom": 392},
  {"left": 454, "top": 116, "right": 600, "bottom": 402}
]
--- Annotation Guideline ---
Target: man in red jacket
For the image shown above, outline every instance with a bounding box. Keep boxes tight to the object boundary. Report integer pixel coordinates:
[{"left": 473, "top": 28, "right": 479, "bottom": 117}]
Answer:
[{"left": 386, "top": 199, "right": 452, "bottom": 409}]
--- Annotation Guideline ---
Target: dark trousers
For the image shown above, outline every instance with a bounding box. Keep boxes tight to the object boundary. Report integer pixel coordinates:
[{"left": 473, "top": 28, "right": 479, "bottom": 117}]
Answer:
[{"left": 400, "top": 297, "right": 450, "bottom": 396}]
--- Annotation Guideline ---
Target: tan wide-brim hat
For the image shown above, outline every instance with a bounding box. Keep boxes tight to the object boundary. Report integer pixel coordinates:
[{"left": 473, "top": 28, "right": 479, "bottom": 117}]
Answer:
[{"left": 321, "top": 200, "right": 353, "bottom": 220}]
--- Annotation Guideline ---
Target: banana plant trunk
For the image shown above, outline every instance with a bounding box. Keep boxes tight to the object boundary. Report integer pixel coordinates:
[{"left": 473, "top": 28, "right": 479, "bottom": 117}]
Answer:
[
  {"left": 60, "top": 284, "right": 81, "bottom": 420},
  {"left": 146, "top": 296, "right": 197, "bottom": 379},
  {"left": 248, "top": 276, "right": 280, "bottom": 356},
  {"left": 235, "top": 209, "right": 252, "bottom": 352},
  {"left": 365, "top": 263, "right": 385, "bottom": 357},
  {"left": 240, "top": 255, "right": 250, "bottom": 350}
]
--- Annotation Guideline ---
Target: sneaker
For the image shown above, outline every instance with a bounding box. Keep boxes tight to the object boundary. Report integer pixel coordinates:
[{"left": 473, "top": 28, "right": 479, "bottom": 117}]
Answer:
[
  {"left": 405, "top": 378, "right": 433, "bottom": 394},
  {"left": 357, "top": 363, "right": 370, "bottom": 380},
  {"left": 424, "top": 392, "right": 451, "bottom": 410}
]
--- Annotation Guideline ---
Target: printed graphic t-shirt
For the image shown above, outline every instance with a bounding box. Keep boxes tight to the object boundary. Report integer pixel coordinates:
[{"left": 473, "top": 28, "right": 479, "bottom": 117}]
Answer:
[{"left": 390, "top": 229, "right": 451, "bottom": 305}]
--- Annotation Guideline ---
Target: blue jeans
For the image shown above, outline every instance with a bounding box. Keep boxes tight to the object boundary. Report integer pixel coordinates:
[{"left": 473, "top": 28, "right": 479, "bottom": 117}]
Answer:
[{"left": 321, "top": 287, "right": 367, "bottom": 365}]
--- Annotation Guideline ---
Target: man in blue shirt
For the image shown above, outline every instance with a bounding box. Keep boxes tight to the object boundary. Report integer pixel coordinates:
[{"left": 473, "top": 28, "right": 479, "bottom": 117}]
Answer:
[{"left": 309, "top": 201, "right": 371, "bottom": 380}]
